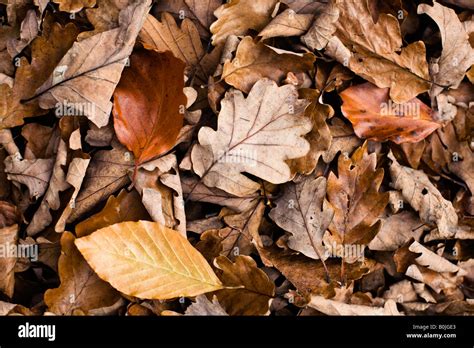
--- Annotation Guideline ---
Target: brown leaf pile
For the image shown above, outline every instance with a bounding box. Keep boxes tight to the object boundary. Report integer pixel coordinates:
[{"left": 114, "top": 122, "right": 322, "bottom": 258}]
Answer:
[{"left": 0, "top": 0, "right": 473, "bottom": 316}]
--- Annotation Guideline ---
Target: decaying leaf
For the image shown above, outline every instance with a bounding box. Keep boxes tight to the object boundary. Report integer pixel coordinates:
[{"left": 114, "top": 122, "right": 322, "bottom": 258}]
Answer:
[
  {"left": 388, "top": 151, "right": 458, "bottom": 238},
  {"left": 326, "top": 0, "right": 430, "bottom": 103},
  {"left": 33, "top": 1, "right": 152, "bottom": 127},
  {"left": 44, "top": 231, "right": 121, "bottom": 315},
  {"left": 327, "top": 143, "right": 389, "bottom": 249},
  {"left": 113, "top": 49, "right": 187, "bottom": 166},
  {"left": 222, "top": 36, "right": 315, "bottom": 94},
  {"left": 269, "top": 174, "right": 333, "bottom": 261},
  {"left": 340, "top": 83, "right": 441, "bottom": 144},
  {"left": 0, "top": 0, "right": 471, "bottom": 319},
  {"left": 0, "top": 225, "right": 18, "bottom": 297},
  {"left": 191, "top": 79, "right": 312, "bottom": 196},
  {"left": 214, "top": 255, "right": 274, "bottom": 315},
  {"left": 75, "top": 221, "right": 224, "bottom": 299},
  {"left": 210, "top": 0, "right": 278, "bottom": 45},
  {"left": 418, "top": 2, "right": 474, "bottom": 96}
]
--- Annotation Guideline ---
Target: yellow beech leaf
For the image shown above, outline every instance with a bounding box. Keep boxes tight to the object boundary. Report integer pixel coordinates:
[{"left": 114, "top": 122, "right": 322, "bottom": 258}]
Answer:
[{"left": 75, "top": 221, "right": 224, "bottom": 299}]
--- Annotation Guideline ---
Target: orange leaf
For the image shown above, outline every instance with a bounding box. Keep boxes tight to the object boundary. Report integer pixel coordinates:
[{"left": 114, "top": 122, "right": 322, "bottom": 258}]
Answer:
[
  {"left": 340, "top": 82, "right": 441, "bottom": 144},
  {"left": 112, "top": 50, "right": 187, "bottom": 167}
]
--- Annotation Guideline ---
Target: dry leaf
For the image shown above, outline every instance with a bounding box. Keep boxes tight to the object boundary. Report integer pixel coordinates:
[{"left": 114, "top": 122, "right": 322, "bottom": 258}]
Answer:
[
  {"left": 184, "top": 295, "right": 228, "bottom": 315},
  {"left": 222, "top": 36, "right": 315, "bottom": 94},
  {"left": 327, "top": 143, "right": 389, "bottom": 248},
  {"left": 214, "top": 255, "right": 274, "bottom": 315},
  {"left": 0, "top": 225, "right": 18, "bottom": 297},
  {"left": 76, "top": 189, "right": 149, "bottom": 238},
  {"left": 326, "top": 0, "right": 430, "bottom": 103},
  {"left": 139, "top": 13, "right": 220, "bottom": 86},
  {"left": 113, "top": 50, "right": 186, "bottom": 167},
  {"left": 309, "top": 296, "right": 402, "bottom": 315},
  {"left": 75, "top": 221, "right": 224, "bottom": 299},
  {"left": 269, "top": 174, "right": 333, "bottom": 261},
  {"left": 259, "top": 9, "right": 314, "bottom": 40},
  {"left": 210, "top": 0, "right": 278, "bottom": 45},
  {"left": 340, "top": 82, "right": 441, "bottom": 144},
  {"left": 388, "top": 151, "right": 458, "bottom": 238},
  {"left": 418, "top": 2, "right": 474, "bottom": 96},
  {"left": 182, "top": 175, "right": 260, "bottom": 213},
  {"left": 300, "top": 0, "right": 339, "bottom": 50},
  {"left": 53, "top": 0, "right": 96, "bottom": 13},
  {"left": 4, "top": 155, "right": 54, "bottom": 200},
  {"left": 0, "top": 201, "right": 19, "bottom": 228},
  {"left": 44, "top": 231, "right": 121, "bottom": 315},
  {"left": 191, "top": 79, "right": 312, "bottom": 196},
  {"left": 33, "top": 1, "right": 151, "bottom": 127},
  {"left": 67, "top": 145, "right": 134, "bottom": 223}
]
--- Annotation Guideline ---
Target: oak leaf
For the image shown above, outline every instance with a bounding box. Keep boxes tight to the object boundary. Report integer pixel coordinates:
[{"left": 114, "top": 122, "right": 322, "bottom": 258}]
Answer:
[
  {"left": 113, "top": 50, "right": 187, "bottom": 167},
  {"left": 44, "top": 231, "right": 121, "bottom": 315},
  {"left": 340, "top": 82, "right": 441, "bottom": 144},
  {"left": 327, "top": 143, "right": 389, "bottom": 248},
  {"left": 210, "top": 0, "right": 278, "bottom": 45},
  {"left": 184, "top": 295, "right": 228, "bottom": 315},
  {"left": 222, "top": 36, "right": 315, "bottom": 94},
  {"left": 418, "top": 2, "right": 474, "bottom": 96},
  {"left": 153, "top": 0, "right": 222, "bottom": 39},
  {"left": 269, "top": 174, "right": 333, "bottom": 260},
  {"left": 214, "top": 255, "right": 274, "bottom": 315},
  {"left": 191, "top": 79, "right": 312, "bottom": 196},
  {"left": 300, "top": 0, "right": 339, "bottom": 50},
  {"left": 388, "top": 151, "right": 458, "bottom": 238},
  {"left": 75, "top": 221, "right": 224, "bottom": 299},
  {"left": 326, "top": 0, "right": 430, "bottom": 103}
]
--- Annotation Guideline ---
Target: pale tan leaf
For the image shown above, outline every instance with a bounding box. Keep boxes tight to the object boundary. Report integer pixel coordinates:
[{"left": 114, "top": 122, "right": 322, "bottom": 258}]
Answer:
[
  {"left": 75, "top": 221, "right": 224, "bottom": 299},
  {"left": 309, "top": 296, "right": 402, "bottom": 315},
  {"left": 210, "top": 0, "right": 278, "bottom": 45},
  {"left": 182, "top": 175, "right": 260, "bottom": 213},
  {"left": 191, "top": 79, "right": 312, "bottom": 196},
  {"left": 222, "top": 36, "right": 315, "bottom": 93},
  {"left": 33, "top": 1, "right": 151, "bottom": 127},
  {"left": 269, "top": 175, "right": 333, "bottom": 260},
  {"left": 67, "top": 145, "right": 134, "bottom": 223},
  {"left": 0, "top": 225, "right": 18, "bottom": 297},
  {"left": 4, "top": 155, "right": 54, "bottom": 200},
  {"left": 301, "top": 0, "right": 339, "bottom": 50},
  {"left": 184, "top": 295, "right": 228, "bottom": 315},
  {"left": 388, "top": 151, "right": 458, "bottom": 238},
  {"left": 259, "top": 9, "right": 313, "bottom": 40},
  {"left": 418, "top": 2, "right": 474, "bottom": 96}
]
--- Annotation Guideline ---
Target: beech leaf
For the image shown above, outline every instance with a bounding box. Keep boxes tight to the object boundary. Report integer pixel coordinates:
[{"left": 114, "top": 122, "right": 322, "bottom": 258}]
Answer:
[
  {"left": 113, "top": 50, "right": 187, "bottom": 166},
  {"left": 75, "top": 221, "right": 224, "bottom": 299},
  {"left": 340, "top": 82, "right": 441, "bottom": 144}
]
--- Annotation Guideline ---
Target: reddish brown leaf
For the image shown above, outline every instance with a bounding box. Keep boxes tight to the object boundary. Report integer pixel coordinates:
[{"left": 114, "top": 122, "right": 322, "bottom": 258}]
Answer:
[
  {"left": 113, "top": 50, "right": 187, "bottom": 167},
  {"left": 340, "top": 82, "right": 441, "bottom": 144}
]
